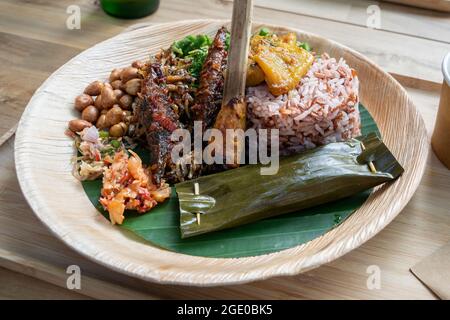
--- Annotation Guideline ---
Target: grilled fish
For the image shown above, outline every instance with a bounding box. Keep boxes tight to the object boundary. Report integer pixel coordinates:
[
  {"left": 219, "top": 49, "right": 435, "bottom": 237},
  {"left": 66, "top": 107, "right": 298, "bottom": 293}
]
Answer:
[
  {"left": 138, "top": 63, "right": 181, "bottom": 185},
  {"left": 190, "top": 26, "right": 228, "bottom": 130}
]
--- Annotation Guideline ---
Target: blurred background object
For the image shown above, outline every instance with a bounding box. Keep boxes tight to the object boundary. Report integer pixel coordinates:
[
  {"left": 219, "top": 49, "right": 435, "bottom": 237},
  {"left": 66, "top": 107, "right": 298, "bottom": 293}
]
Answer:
[
  {"left": 100, "top": 0, "right": 160, "bottom": 19},
  {"left": 431, "top": 53, "right": 450, "bottom": 169}
]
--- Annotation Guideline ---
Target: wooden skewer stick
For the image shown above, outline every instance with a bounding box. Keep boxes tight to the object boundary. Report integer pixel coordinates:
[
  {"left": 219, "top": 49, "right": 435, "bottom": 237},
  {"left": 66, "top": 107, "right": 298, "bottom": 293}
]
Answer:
[
  {"left": 212, "top": 0, "right": 253, "bottom": 167},
  {"left": 360, "top": 142, "right": 377, "bottom": 173},
  {"left": 222, "top": 0, "right": 253, "bottom": 104},
  {"left": 193, "top": 182, "right": 201, "bottom": 225}
]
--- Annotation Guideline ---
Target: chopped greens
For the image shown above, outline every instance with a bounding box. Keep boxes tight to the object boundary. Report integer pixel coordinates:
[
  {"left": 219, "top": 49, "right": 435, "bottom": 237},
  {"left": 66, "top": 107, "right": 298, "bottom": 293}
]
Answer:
[
  {"left": 111, "top": 139, "right": 121, "bottom": 149},
  {"left": 171, "top": 34, "right": 212, "bottom": 57},
  {"left": 99, "top": 130, "right": 109, "bottom": 139},
  {"left": 297, "top": 41, "right": 312, "bottom": 52},
  {"left": 186, "top": 47, "right": 209, "bottom": 80},
  {"left": 225, "top": 32, "right": 230, "bottom": 50},
  {"left": 258, "top": 27, "right": 270, "bottom": 36},
  {"left": 171, "top": 34, "right": 213, "bottom": 81}
]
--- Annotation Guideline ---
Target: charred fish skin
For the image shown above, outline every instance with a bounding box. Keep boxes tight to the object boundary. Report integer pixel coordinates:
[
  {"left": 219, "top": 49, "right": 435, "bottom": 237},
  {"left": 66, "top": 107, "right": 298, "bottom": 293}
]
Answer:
[
  {"left": 191, "top": 26, "right": 228, "bottom": 130},
  {"left": 138, "top": 63, "right": 181, "bottom": 185}
]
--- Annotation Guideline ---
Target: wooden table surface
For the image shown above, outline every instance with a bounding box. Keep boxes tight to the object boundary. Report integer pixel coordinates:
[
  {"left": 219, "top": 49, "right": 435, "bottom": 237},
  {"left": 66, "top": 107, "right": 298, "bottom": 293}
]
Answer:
[{"left": 1, "top": 0, "right": 450, "bottom": 299}]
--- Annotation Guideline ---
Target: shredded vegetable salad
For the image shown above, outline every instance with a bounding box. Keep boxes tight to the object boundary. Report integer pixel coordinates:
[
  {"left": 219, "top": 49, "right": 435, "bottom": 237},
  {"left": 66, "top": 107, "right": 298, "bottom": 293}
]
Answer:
[
  {"left": 72, "top": 126, "right": 127, "bottom": 181},
  {"left": 100, "top": 151, "right": 170, "bottom": 225}
]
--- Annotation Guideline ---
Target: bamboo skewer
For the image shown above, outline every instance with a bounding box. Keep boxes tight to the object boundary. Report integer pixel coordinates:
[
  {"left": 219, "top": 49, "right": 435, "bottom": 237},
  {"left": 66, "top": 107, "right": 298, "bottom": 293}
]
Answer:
[
  {"left": 193, "top": 182, "right": 201, "bottom": 225},
  {"left": 193, "top": 0, "right": 254, "bottom": 223},
  {"left": 222, "top": 0, "right": 253, "bottom": 104},
  {"left": 360, "top": 141, "right": 377, "bottom": 173},
  {"left": 212, "top": 0, "right": 253, "bottom": 167}
]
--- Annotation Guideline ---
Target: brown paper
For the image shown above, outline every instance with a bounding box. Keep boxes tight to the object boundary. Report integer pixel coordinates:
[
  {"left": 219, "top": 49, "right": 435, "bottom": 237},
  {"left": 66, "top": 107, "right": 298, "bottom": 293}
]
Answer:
[{"left": 410, "top": 242, "right": 450, "bottom": 300}]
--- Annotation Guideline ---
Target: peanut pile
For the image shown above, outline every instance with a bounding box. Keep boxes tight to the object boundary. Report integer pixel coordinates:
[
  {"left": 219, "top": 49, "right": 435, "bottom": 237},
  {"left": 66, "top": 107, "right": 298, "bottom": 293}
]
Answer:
[{"left": 68, "top": 60, "right": 146, "bottom": 137}]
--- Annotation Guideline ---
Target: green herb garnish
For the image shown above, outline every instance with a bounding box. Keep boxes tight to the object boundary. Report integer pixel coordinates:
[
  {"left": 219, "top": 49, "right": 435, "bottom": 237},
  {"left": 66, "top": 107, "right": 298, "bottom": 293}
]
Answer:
[
  {"left": 186, "top": 47, "right": 209, "bottom": 80},
  {"left": 258, "top": 27, "right": 270, "bottom": 36},
  {"left": 297, "top": 41, "right": 312, "bottom": 52},
  {"left": 225, "top": 32, "right": 230, "bottom": 50},
  {"left": 111, "top": 139, "right": 120, "bottom": 149},
  {"left": 171, "top": 34, "right": 212, "bottom": 58},
  {"left": 99, "top": 131, "right": 109, "bottom": 139},
  {"left": 171, "top": 34, "right": 214, "bottom": 82},
  {"left": 100, "top": 146, "right": 115, "bottom": 157}
]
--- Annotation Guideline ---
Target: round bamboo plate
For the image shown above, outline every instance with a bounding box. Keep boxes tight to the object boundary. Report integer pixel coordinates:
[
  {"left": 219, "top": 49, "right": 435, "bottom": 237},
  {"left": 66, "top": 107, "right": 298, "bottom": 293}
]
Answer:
[{"left": 15, "top": 19, "right": 429, "bottom": 286}]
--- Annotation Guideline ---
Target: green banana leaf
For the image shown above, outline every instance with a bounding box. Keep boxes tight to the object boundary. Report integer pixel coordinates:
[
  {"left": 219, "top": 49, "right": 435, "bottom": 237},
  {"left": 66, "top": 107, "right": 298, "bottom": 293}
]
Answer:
[
  {"left": 177, "top": 132, "right": 403, "bottom": 238},
  {"left": 82, "top": 104, "right": 383, "bottom": 258}
]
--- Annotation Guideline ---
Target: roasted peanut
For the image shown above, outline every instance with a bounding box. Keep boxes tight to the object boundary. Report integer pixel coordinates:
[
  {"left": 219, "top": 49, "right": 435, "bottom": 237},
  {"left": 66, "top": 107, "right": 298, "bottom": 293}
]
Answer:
[
  {"left": 120, "top": 67, "right": 139, "bottom": 83},
  {"left": 111, "top": 80, "right": 122, "bottom": 90},
  {"left": 109, "top": 68, "right": 123, "bottom": 82},
  {"left": 119, "top": 121, "right": 128, "bottom": 131},
  {"left": 109, "top": 122, "right": 127, "bottom": 137},
  {"left": 114, "top": 89, "right": 124, "bottom": 100},
  {"left": 81, "top": 105, "right": 99, "bottom": 123},
  {"left": 68, "top": 119, "right": 92, "bottom": 132},
  {"left": 105, "top": 105, "right": 124, "bottom": 127},
  {"left": 101, "top": 85, "right": 116, "bottom": 109},
  {"left": 94, "top": 94, "right": 103, "bottom": 109},
  {"left": 96, "top": 114, "right": 107, "bottom": 129},
  {"left": 124, "top": 78, "right": 141, "bottom": 96},
  {"left": 74, "top": 94, "right": 94, "bottom": 112},
  {"left": 131, "top": 60, "right": 145, "bottom": 69},
  {"left": 119, "top": 94, "right": 133, "bottom": 109},
  {"left": 84, "top": 80, "right": 104, "bottom": 96}
]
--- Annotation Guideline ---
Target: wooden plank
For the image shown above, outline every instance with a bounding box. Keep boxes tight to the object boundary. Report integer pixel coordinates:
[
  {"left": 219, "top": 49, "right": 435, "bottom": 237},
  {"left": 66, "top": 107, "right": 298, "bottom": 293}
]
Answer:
[
  {"left": 0, "top": 86, "right": 446, "bottom": 299},
  {"left": 249, "top": 0, "right": 450, "bottom": 43},
  {"left": 0, "top": 0, "right": 447, "bottom": 84},
  {"left": 0, "top": 31, "right": 79, "bottom": 140},
  {"left": 384, "top": 0, "right": 450, "bottom": 12},
  {"left": 0, "top": 249, "right": 158, "bottom": 300},
  {"left": 0, "top": 266, "right": 90, "bottom": 300},
  {"left": 0, "top": 0, "right": 122, "bottom": 50},
  {"left": 222, "top": 0, "right": 253, "bottom": 102},
  {"left": 3, "top": 0, "right": 449, "bottom": 45}
]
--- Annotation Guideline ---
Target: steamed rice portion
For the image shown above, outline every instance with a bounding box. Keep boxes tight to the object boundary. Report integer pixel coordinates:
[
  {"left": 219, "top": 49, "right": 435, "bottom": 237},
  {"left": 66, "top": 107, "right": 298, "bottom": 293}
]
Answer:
[{"left": 247, "top": 53, "right": 361, "bottom": 155}]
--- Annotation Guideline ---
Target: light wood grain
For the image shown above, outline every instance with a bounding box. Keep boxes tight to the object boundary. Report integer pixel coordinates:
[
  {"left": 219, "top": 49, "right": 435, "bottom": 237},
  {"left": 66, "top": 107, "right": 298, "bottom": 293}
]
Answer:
[
  {"left": 0, "top": 248, "right": 157, "bottom": 300},
  {"left": 0, "top": 0, "right": 447, "bottom": 79},
  {"left": 0, "top": 267, "right": 90, "bottom": 300},
  {"left": 13, "top": 19, "right": 429, "bottom": 286},
  {"left": 384, "top": 0, "right": 450, "bottom": 12},
  {"left": 0, "top": 31, "right": 79, "bottom": 140},
  {"left": 250, "top": 0, "right": 450, "bottom": 42},
  {"left": 222, "top": 0, "right": 253, "bottom": 102}
]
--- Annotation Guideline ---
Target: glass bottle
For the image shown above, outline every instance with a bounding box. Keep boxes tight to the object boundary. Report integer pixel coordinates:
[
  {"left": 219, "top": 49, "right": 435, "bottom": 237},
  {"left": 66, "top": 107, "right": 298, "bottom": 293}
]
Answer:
[{"left": 100, "top": 0, "right": 160, "bottom": 19}]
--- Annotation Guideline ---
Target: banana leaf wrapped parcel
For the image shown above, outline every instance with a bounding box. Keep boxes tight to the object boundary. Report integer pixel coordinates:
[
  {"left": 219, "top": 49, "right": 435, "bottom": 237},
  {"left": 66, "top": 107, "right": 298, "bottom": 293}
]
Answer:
[{"left": 176, "top": 133, "right": 404, "bottom": 238}]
